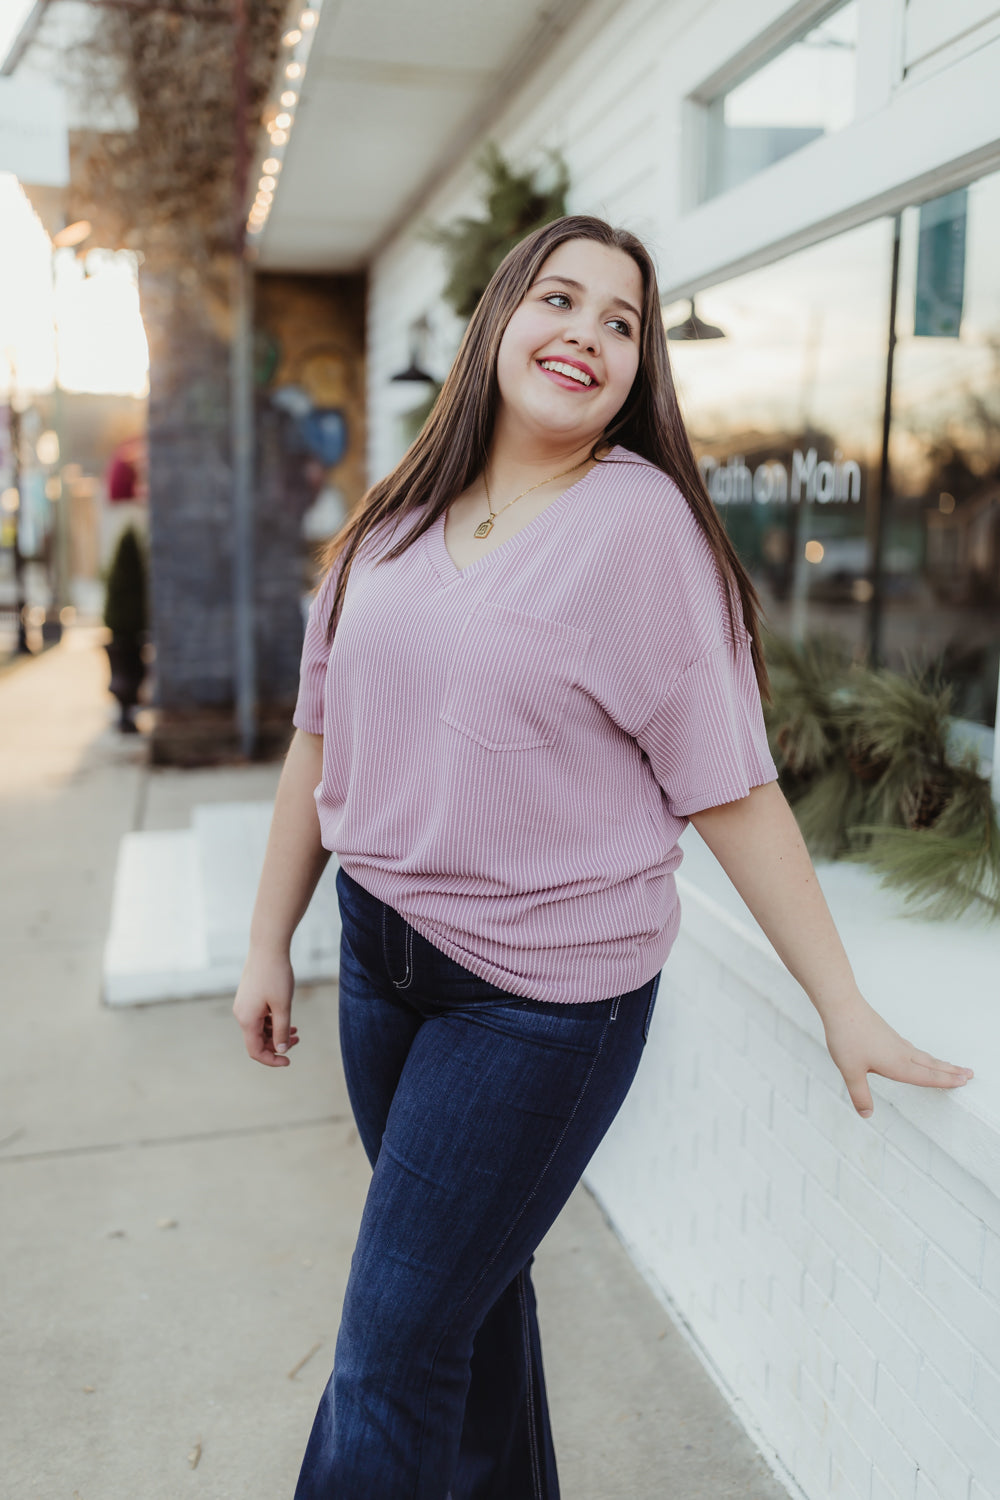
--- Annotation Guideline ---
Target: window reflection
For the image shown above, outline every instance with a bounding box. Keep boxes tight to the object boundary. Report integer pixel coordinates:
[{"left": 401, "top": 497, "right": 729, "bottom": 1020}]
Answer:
[
  {"left": 703, "top": 1, "right": 859, "bottom": 201},
  {"left": 665, "top": 172, "right": 1000, "bottom": 729},
  {"left": 665, "top": 218, "right": 891, "bottom": 656},
  {"left": 889, "top": 175, "right": 1000, "bottom": 725}
]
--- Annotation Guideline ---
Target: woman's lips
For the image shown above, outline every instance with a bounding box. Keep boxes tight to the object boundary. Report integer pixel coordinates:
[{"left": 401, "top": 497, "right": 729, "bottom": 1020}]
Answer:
[{"left": 535, "top": 359, "right": 599, "bottom": 391}]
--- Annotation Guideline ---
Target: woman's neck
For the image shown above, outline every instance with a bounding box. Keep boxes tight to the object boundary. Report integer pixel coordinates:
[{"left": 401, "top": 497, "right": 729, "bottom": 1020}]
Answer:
[{"left": 485, "top": 418, "right": 606, "bottom": 497}]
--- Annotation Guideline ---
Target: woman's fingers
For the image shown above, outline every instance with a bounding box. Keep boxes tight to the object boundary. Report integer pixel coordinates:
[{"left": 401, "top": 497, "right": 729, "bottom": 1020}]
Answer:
[
  {"left": 243, "top": 1019, "right": 286, "bottom": 1067},
  {"left": 236, "top": 1005, "right": 298, "bottom": 1067},
  {"left": 907, "top": 1049, "right": 973, "bottom": 1083},
  {"left": 827, "top": 1010, "right": 974, "bottom": 1119},
  {"left": 259, "top": 1012, "right": 297, "bottom": 1065},
  {"left": 234, "top": 953, "right": 297, "bottom": 1068},
  {"left": 847, "top": 1078, "right": 874, "bottom": 1118},
  {"left": 873, "top": 1045, "right": 973, "bottom": 1089},
  {"left": 267, "top": 1005, "right": 293, "bottom": 1057},
  {"left": 844, "top": 1050, "right": 974, "bottom": 1118},
  {"left": 897, "top": 1061, "right": 972, "bottom": 1088}
]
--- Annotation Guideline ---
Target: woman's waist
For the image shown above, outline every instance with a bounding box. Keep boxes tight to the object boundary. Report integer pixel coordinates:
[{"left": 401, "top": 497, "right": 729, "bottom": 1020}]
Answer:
[{"left": 337, "top": 854, "right": 682, "bottom": 946}]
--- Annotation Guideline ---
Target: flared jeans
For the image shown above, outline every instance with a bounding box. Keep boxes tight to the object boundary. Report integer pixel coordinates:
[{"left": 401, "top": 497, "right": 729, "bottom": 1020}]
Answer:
[{"left": 294, "top": 866, "right": 659, "bottom": 1500}]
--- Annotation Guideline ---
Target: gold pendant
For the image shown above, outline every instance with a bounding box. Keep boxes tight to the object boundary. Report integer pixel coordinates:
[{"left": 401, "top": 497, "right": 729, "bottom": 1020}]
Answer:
[{"left": 474, "top": 518, "right": 494, "bottom": 538}]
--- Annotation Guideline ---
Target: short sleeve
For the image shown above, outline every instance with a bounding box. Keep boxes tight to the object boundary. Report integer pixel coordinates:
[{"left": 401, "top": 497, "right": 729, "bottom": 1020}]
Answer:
[
  {"left": 292, "top": 563, "right": 342, "bottom": 734},
  {"left": 635, "top": 638, "right": 778, "bottom": 817}
]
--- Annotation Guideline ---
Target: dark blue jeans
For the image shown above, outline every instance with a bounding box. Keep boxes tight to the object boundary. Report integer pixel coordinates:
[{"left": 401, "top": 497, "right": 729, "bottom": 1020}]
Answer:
[{"left": 294, "top": 866, "right": 660, "bottom": 1500}]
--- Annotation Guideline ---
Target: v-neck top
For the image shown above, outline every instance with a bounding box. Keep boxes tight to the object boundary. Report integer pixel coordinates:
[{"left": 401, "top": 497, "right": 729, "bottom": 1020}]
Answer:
[{"left": 293, "top": 446, "right": 776, "bottom": 1004}]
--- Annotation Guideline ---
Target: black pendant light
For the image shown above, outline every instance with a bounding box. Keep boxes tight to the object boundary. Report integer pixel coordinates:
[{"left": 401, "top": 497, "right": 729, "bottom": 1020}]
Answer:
[
  {"left": 667, "top": 298, "right": 725, "bottom": 340},
  {"left": 391, "top": 315, "right": 435, "bottom": 383}
]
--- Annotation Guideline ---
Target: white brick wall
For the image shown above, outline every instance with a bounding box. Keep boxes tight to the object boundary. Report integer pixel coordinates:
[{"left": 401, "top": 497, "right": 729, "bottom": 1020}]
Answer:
[{"left": 587, "top": 913, "right": 1000, "bottom": 1500}]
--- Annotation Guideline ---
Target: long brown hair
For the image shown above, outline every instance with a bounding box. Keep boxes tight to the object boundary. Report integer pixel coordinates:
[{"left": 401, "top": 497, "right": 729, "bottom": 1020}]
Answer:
[{"left": 319, "top": 214, "right": 769, "bottom": 694}]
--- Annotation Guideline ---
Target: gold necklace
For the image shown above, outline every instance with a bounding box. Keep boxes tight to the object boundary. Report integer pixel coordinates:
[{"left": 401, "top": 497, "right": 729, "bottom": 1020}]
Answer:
[{"left": 474, "top": 459, "right": 589, "bottom": 539}]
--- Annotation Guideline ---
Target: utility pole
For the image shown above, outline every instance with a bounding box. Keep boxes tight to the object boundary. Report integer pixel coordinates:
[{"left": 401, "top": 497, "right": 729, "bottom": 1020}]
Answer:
[{"left": 230, "top": 0, "right": 257, "bottom": 759}]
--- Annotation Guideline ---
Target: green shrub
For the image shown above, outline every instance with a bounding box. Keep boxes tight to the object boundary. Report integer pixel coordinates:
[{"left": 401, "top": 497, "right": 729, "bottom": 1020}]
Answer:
[
  {"left": 765, "top": 632, "right": 1000, "bottom": 920},
  {"left": 103, "top": 525, "right": 148, "bottom": 640},
  {"left": 427, "top": 144, "right": 570, "bottom": 319}
]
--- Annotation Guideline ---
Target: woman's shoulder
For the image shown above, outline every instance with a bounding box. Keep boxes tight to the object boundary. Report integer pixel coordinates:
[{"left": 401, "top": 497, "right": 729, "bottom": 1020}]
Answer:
[
  {"left": 585, "top": 448, "right": 741, "bottom": 659},
  {"left": 592, "top": 445, "right": 711, "bottom": 553}
]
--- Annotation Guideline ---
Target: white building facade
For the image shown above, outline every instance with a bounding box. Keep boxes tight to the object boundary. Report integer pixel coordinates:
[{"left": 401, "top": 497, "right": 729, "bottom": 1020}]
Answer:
[{"left": 260, "top": 4, "right": 1000, "bottom": 1498}]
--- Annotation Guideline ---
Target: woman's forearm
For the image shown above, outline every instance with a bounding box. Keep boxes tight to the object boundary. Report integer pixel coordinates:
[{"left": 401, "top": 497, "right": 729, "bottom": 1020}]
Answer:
[
  {"left": 248, "top": 728, "right": 331, "bottom": 955},
  {"left": 688, "top": 780, "right": 860, "bottom": 1025},
  {"left": 689, "top": 779, "right": 973, "bottom": 1115}
]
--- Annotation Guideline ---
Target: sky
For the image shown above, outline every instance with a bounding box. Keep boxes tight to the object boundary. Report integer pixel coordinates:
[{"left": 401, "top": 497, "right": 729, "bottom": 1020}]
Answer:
[
  {"left": 0, "top": 174, "right": 149, "bottom": 399},
  {"left": 0, "top": 3, "right": 149, "bottom": 398}
]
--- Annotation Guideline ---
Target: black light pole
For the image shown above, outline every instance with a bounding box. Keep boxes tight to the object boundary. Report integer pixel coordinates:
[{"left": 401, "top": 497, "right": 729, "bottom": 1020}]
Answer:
[{"left": 868, "top": 213, "right": 902, "bottom": 667}]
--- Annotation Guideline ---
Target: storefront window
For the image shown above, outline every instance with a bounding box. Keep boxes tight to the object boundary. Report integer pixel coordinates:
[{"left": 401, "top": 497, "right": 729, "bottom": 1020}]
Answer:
[
  {"left": 665, "top": 218, "right": 892, "bottom": 659},
  {"left": 702, "top": 1, "right": 858, "bottom": 201},
  {"left": 888, "top": 176, "right": 1000, "bottom": 726},
  {"left": 664, "top": 168, "right": 1000, "bottom": 730}
]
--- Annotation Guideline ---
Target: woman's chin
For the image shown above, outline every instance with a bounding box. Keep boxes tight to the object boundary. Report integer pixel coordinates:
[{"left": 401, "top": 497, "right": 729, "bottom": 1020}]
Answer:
[{"left": 511, "top": 400, "right": 608, "bottom": 446}]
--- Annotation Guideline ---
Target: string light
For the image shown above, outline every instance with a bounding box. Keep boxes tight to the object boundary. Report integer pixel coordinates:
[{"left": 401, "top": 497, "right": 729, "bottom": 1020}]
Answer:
[{"left": 247, "top": 0, "right": 323, "bottom": 238}]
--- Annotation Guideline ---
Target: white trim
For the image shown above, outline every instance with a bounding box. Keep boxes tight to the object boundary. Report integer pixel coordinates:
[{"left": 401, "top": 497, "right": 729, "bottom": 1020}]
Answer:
[
  {"left": 659, "top": 137, "right": 1000, "bottom": 301},
  {"left": 658, "top": 34, "right": 1000, "bottom": 297},
  {"left": 689, "top": 0, "right": 852, "bottom": 102},
  {"left": 854, "top": 0, "right": 904, "bottom": 118},
  {"left": 903, "top": 0, "right": 1000, "bottom": 76}
]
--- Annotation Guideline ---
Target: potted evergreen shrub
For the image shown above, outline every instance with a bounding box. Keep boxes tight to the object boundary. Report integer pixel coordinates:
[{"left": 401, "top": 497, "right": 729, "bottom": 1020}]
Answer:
[{"left": 103, "top": 525, "right": 148, "bottom": 733}]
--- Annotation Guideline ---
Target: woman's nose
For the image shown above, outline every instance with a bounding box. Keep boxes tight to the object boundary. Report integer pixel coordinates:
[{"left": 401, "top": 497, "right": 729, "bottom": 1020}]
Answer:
[{"left": 564, "top": 319, "right": 600, "bottom": 354}]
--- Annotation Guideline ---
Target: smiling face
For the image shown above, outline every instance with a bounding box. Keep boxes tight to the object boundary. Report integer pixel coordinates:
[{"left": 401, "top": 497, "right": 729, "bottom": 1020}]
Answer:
[{"left": 494, "top": 237, "right": 645, "bottom": 449}]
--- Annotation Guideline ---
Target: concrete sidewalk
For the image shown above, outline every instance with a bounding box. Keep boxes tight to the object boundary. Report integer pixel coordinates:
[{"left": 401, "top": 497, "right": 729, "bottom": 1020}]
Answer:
[{"left": 1, "top": 629, "right": 790, "bottom": 1500}]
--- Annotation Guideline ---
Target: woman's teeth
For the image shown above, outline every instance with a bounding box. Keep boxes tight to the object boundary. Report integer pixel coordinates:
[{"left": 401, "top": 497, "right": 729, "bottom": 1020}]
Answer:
[{"left": 539, "top": 360, "right": 593, "bottom": 387}]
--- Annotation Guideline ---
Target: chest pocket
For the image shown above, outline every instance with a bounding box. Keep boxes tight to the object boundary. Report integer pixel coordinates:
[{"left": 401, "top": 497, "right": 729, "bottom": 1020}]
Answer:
[{"left": 440, "top": 601, "right": 592, "bottom": 752}]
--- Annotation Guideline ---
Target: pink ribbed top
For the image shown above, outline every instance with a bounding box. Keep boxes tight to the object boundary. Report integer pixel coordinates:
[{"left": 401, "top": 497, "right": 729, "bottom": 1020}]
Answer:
[{"left": 293, "top": 446, "right": 777, "bottom": 1003}]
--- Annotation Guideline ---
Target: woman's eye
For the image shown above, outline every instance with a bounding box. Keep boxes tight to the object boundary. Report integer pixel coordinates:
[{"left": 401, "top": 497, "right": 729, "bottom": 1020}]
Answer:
[{"left": 539, "top": 293, "right": 632, "bottom": 336}]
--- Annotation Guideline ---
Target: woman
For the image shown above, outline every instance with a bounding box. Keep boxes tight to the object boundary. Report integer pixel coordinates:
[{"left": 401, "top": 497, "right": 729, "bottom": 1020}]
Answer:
[{"left": 234, "top": 216, "right": 973, "bottom": 1499}]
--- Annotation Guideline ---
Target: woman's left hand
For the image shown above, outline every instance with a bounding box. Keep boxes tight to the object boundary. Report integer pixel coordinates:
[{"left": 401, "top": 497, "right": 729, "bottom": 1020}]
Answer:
[{"left": 821, "top": 992, "right": 974, "bottom": 1118}]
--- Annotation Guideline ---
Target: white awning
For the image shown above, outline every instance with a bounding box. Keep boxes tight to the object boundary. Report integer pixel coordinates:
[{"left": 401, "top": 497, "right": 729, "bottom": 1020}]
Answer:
[{"left": 255, "top": 0, "right": 588, "bottom": 272}]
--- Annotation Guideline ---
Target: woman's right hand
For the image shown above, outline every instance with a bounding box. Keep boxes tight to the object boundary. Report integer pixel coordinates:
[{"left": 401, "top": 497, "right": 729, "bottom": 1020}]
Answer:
[{"left": 233, "top": 947, "right": 299, "bottom": 1067}]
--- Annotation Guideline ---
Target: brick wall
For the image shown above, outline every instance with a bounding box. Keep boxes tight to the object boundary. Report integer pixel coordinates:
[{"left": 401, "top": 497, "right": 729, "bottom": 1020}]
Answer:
[{"left": 587, "top": 919, "right": 1000, "bottom": 1500}]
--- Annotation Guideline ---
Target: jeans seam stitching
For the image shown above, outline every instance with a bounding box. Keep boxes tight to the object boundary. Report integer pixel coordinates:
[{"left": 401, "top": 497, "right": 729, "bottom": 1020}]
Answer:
[
  {"left": 516, "top": 1270, "right": 544, "bottom": 1499},
  {"left": 395, "top": 922, "right": 414, "bottom": 990},
  {"left": 381, "top": 902, "right": 390, "bottom": 976},
  {"left": 383, "top": 902, "right": 415, "bottom": 991}
]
